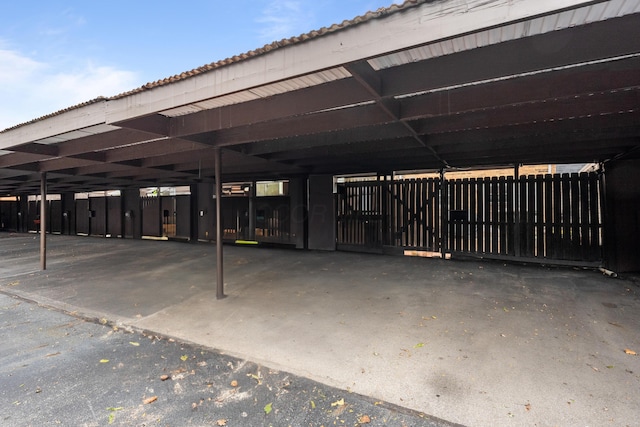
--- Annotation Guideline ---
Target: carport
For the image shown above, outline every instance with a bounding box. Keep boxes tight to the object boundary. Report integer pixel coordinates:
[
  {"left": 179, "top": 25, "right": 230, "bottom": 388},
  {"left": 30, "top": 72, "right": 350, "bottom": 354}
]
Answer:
[{"left": 1, "top": 0, "right": 640, "bottom": 289}]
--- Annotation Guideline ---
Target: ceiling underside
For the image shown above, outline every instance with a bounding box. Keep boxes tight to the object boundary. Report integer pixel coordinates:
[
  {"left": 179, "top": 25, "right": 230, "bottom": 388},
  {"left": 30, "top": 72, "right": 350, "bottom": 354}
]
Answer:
[{"left": 1, "top": 6, "right": 639, "bottom": 194}]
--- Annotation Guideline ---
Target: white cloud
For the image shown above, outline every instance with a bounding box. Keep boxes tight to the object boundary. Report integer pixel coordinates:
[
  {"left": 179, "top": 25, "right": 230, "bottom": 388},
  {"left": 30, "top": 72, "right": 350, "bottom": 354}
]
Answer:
[
  {"left": 0, "top": 47, "right": 139, "bottom": 130},
  {"left": 256, "top": 1, "right": 313, "bottom": 43},
  {"left": 0, "top": 48, "right": 44, "bottom": 83}
]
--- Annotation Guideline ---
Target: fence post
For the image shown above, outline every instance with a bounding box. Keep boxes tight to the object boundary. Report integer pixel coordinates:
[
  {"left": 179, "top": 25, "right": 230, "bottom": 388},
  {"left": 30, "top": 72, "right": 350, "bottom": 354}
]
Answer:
[
  {"left": 440, "top": 169, "right": 448, "bottom": 257},
  {"left": 514, "top": 164, "right": 521, "bottom": 257}
]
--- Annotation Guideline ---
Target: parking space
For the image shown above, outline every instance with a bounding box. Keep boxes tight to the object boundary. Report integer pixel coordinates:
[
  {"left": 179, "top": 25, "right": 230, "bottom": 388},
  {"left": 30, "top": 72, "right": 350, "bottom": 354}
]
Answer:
[{"left": 1, "top": 233, "right": 639, "bottom": 426}]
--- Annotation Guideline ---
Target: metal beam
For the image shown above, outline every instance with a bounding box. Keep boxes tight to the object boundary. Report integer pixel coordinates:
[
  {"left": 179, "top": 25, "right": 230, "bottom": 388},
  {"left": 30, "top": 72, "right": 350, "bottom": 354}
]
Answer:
[{"left": 345, "top": 60, "right": 448, "bottom": 167}]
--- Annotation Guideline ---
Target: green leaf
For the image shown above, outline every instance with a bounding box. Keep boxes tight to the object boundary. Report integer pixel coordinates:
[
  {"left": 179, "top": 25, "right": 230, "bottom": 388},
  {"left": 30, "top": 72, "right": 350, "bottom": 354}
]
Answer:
[
  {"left": 180, "top": 355, "right": 188, "bottom": 361},
  {"left": 106, "top": 407, "right": 123, "bottom": 425},
  {"left": 310, "top": 400, "right": 316, "bottom": 409},
  {"left": 129, "top": 341, "right": 140, "bottom": 346},
  {"left": 264, "top": 402, "right": 273, "bottom": 414},
  {"left": 100, "top": 359, "right": 110, "bottom": 363},
  {"left": 414, "top": 342, "right": 425, "bottom": 348}
]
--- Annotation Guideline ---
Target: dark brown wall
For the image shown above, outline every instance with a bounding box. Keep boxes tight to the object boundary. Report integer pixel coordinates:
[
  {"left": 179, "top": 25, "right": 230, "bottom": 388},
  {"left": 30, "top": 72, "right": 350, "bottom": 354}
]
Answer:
[
  {"left": 289, "top": 177, "right": 306, "bottom": 249},
  {"left": 196, "top": 182, "right": 215, "bottom": 241},
  {"left": 122, "top": 189, "right": 141, "bottom": 239},
  {"left": 307, "top": 175, "right": 336, "bottom": 251},
  {"left": 0, "top": 200, "right": 18, "bottom": 231},
  {"left": 605, "top": 158, "right": 640, "bottom": 273},
  {"left": 176, "top": 195, "right": 191, "bottom": 239},
  {"left": 142, "top": 196, "right": 161, "bottom": 237},
  {"left": 62, "top": 193, "right": 75, "bottom": 235},
  {"left": 27, "top": 200, "right": 38, "bottom": 232},
  {"left": 90, "top": 197, "right": 107, "bottom": 236},
  {"left": 76, "top": 199, "right": 90, "bottom": 235},
  {"left": 107, "top": 196, "right": 122, "bottom": 237},
  {"left": 50, "top": 200, "right": 62, "bottom": 233},
  {"left": 17, "top": 196, "right": 28, "bottom": 232}
]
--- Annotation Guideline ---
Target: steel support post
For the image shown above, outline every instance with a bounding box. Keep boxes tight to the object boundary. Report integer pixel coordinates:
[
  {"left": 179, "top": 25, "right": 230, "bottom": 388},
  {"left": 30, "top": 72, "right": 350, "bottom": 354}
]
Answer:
[
  {"left": 40, "top": 172, "right": 47, "bottom": 270},
  {"left": 214, "top": 148, "right": 225, "bottom": 299}
]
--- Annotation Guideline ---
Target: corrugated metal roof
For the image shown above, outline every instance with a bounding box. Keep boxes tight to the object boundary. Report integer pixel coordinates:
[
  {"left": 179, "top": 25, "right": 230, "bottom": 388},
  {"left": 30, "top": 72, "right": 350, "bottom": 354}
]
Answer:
[
  {"left": 160, "top": 67, "right": 351, "bottom": 117},
  {"left": 163, "top": 0, "right": 640, "bottom": 120},
  {"left": 4, "top": 0, "right": 639, "bottom": 133},
  {"left": 369, "top": 0, "right": 640, "bottom": 71}
]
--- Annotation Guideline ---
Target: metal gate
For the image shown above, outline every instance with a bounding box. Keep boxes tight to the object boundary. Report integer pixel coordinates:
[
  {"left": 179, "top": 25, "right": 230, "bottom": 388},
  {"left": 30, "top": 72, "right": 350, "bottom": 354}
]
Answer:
[{"left": 336, "top": 172, "right": 603, "bottom": 265}]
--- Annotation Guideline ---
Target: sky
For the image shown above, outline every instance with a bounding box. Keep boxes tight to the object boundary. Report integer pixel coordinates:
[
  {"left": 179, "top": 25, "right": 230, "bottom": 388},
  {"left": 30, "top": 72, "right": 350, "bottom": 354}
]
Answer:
[{"left": 0, "top": 0, "right": 401, "bottom": 131}]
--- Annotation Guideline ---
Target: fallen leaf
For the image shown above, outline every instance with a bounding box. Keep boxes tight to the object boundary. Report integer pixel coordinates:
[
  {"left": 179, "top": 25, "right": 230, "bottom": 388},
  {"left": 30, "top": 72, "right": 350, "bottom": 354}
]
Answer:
[
  {"left": 624, "top": 349, "right": 637, "bottom": 356},
  {"left": 264, "top": 402, "right": 273, "bottom": 414},
  {"left": 525, "top": 403, "right": 531, "bottom": 411},
  {"left": 414, "top": 342, "right": 425, "bottom": 348},
  {"left": 160, "top": 375, "right": 170, "bottom": 381},
  {"left": 331, "top": 398, "right": 345, "bottom": 407},
  {"left": 100, "top": 359, "right": 110, "bottom": 363},
  {"left": 143, "top": 396, "right": 158, "bottom": 405},
  {"left": 358, "top": 414, "right": 371, "bottom": 424},
  {"left": 106, "top": 406, "right": 123, "bottom": 424},
  {"left": 310, "top": 400, "right": 316, "bottom": 409},
  {"left": 230, "top": 380, "right": 238, "bottom": 387},
  {"left": 216, "top": 419, "right": 227, "bottom": 426},
  {"left": 129, "top": 342, "right": 140, "bottom": 346},
  {"left": 180, "top": 355, "right": 188, "bottom": 361}
]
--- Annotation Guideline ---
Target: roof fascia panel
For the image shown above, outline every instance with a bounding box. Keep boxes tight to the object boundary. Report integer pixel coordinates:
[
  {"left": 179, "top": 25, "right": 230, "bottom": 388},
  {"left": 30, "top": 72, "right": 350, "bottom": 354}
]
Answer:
[
  {"left": 106, "top": 0, "right": 602, "bottom": 124},
  {"left": 0, "top": 101, "right": 108, "bottom": 150}
]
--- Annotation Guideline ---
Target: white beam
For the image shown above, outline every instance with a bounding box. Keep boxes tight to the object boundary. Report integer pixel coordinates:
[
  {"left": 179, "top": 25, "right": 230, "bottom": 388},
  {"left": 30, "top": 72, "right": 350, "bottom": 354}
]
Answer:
[{"left": 0, "top": 101, "right": 108, "bottom": 150}]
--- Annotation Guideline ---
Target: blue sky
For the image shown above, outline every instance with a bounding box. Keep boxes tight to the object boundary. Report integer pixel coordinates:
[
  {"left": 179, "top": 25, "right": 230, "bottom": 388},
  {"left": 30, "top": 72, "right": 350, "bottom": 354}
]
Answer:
[{"left": 0, "top": 0, "right": 400, "bottom": 131}]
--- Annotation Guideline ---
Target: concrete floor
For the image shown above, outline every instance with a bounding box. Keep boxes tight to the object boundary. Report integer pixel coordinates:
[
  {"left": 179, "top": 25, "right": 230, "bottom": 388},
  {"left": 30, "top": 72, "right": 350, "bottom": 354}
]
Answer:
[{"left": 1, "top": 233, "right": 639, "bottom": 427}]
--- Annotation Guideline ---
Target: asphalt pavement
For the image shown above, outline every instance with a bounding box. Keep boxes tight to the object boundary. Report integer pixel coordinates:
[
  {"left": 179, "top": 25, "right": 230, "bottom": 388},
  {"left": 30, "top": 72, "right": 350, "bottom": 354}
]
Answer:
[{"left": 0, "top": 292, "right": 457, "bottom": 427}]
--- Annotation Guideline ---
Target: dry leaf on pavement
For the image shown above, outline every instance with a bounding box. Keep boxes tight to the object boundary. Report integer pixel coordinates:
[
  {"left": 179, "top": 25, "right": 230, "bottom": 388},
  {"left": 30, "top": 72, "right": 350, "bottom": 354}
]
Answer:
[
  {"left": 143, "top": 396, "right": 158, "bottom": 404},
  {"left": 358, "top": 414, "right": 371, "bottom": 424},
  {"left": 331, "top": 398, "right": 345, "bottom": 407}
]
